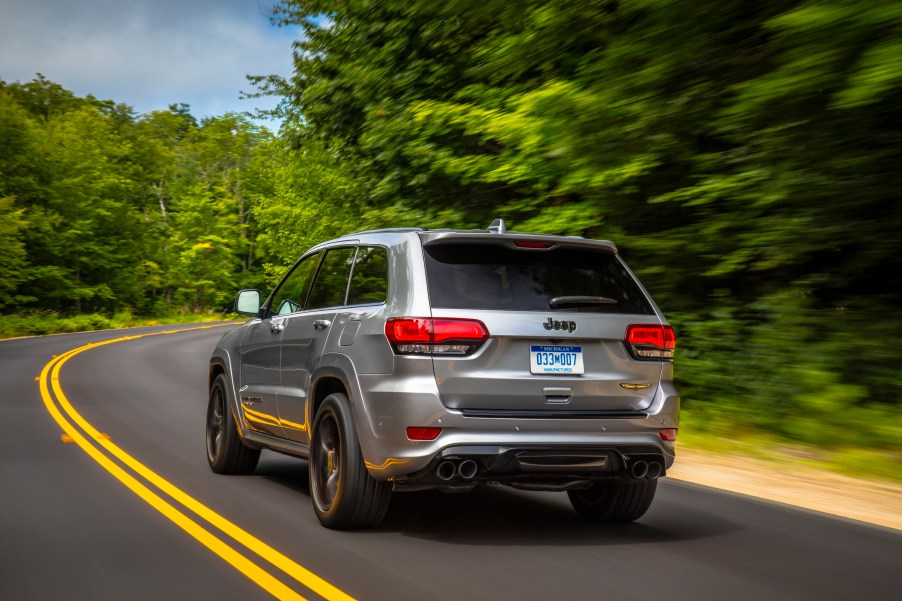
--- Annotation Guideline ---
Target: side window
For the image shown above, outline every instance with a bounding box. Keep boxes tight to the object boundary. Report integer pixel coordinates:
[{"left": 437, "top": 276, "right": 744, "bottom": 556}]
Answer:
[
  {"left": 307, "top": 247, "right": 356, "bottom": 310},
  {"left": 270, "top": 253, "right": 321, "bottom": 316},
  {"left": 347, "top": 246, "right": 389, "bottom": 305}
]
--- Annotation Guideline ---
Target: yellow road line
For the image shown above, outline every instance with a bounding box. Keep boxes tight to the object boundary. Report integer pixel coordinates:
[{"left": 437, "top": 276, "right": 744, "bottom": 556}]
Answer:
[{"left": 39, "top": 325, "right": 355, "bottom": 601}]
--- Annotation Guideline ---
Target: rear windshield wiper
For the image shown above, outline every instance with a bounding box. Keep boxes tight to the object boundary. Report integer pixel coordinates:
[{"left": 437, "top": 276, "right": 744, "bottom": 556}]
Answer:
[{"left": 549, "top": 296, "right": 618, "bottom": 308}]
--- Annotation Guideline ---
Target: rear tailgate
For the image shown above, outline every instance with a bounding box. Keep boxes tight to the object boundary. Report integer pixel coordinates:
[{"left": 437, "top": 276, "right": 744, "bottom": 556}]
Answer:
[
  {"left": 421, "top": 235, "right": 665, "bottom": 416},
  {"left": 430, "top": 309, "right": 662, "bottom": 415}
]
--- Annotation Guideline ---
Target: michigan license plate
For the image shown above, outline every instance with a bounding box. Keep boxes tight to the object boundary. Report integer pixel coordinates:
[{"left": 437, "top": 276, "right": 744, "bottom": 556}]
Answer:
[{"left": 530, "top": 345, "right": 584, "bottom": 375}]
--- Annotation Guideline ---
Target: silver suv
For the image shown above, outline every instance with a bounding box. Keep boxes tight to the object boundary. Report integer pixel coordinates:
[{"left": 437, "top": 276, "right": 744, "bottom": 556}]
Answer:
[{"left": 207, "top": 220, "right": 678, "bottom": 529}]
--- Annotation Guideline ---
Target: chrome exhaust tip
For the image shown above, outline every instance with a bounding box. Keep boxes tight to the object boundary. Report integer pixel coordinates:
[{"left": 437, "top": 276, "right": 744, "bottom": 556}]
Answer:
[
  {"left": 630, "top": 460, "right": 649, "bottom": 479},
  {"left": 646, "top": 462, "right": 663, "bottom": 479},
  {"left": 458, "top": 459, "right": 478, "bottom": 480},
  {"left": 437, "top": 460, "right": 457, "bottom": 481}
]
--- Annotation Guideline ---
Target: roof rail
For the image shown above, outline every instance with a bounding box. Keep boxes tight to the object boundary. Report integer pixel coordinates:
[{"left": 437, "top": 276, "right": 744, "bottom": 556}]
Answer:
[{"left": 344, "top": 227, "right": 425, "bottom": 236}]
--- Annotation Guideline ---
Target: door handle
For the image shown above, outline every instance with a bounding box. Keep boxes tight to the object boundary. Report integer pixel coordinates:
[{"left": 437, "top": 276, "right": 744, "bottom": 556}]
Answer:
[
  {"left": 270, "top": 322, "right": 285, "bottom": 334},
  {"left": 313, "top": 319, "right": 331, "bottom": 330}
]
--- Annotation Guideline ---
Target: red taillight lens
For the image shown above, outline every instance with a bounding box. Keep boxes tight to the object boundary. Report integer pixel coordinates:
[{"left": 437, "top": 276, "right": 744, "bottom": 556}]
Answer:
[
  {"left": 659, "top": 428, "right": 678, "bottom": 441},
  {"left": 386, "top": 317, "right": 433, "bottom": 343},
  {"left": 662, "top": 325, "right": 676, "bottom": 350},
  {"left": 406, "top": 427, "right": 442, "bottom": 441},
  {"left": 432, "top": 319, "right": 488, "bottom": 342},
  {"left": 625, "top": 324, "right": 675, "bottom": 360},
  {"left": 386, "top": 318, "right": 489, "bottom": 355}
]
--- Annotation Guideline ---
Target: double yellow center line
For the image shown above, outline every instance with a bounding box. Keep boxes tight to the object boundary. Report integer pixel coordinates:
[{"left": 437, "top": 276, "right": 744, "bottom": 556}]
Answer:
[{"left": 38, "top": 325, "right": 354, "bottom": 601}]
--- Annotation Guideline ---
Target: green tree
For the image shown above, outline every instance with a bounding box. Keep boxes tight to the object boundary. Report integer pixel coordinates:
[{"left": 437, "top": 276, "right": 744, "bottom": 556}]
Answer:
[
  {"left": 131, "top": 110, "right": 275, "bottom": 310},
  {"left": 0, "top": 196, "right": 28, "bottom": 308},
  {"left": 0, "top": 89, "right": 39, "bottom": 310},
  {"left": 32, "top": 105, "right": 144, "bottom": 312},
  {"left": 0, "top": 79, "right": 275, "bottom": 315},
  {"left": 267, "top": 0, "right": 901, "bottom": 440}
]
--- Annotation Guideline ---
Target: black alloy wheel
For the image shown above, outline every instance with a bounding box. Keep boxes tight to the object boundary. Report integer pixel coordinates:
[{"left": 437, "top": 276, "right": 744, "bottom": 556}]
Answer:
[{"left": 205, "top": 373, "right": 260, "bottom": 474}]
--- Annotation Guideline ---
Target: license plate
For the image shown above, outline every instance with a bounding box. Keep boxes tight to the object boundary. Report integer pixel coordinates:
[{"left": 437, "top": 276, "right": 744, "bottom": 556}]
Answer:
[{"left": 530, "top": 345, "right": 584, "bottom": 375}]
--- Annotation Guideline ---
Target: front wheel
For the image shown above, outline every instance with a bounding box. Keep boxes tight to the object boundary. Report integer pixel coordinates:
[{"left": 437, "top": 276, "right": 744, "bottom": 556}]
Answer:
[
  {"left": 568, "top": 478, "right": 657, "bottom": 523},
  {"left": 310, "top": 393, "right": 391, "bottom": 529},
  {"left": 206, "top": 373, "right": 260, "bottom": 474}
]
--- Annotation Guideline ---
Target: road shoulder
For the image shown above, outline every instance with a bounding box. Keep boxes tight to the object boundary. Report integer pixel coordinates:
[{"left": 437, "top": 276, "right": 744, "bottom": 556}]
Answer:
[{"left": 668, "top": 446, "right": 902, "bottom": 531}]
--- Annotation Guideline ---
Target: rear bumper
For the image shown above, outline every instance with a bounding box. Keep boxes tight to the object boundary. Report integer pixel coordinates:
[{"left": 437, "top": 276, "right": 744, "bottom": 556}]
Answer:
[
  {"left": 395, "top": 444, "right": 668, "bottom": 489},
  {"left": 354, "top": 373, "right": 679, "bottom": 482}
]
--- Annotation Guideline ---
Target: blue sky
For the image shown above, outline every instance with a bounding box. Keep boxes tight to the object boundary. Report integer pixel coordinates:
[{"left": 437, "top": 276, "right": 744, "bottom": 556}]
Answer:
[{"left": 0, "top": 0, "right": 301, "bottom": 124}]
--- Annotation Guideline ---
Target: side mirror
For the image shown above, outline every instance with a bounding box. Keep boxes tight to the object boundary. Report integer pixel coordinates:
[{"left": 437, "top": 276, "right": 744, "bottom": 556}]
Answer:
[{"left": 235, "top": 289, "right": 262, "bottom": 316}]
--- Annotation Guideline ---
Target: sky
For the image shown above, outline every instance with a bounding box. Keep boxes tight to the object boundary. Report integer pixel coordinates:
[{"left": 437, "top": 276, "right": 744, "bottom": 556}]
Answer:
[{"left": 0, "top": 0, "right": 301, "bottom": 125}]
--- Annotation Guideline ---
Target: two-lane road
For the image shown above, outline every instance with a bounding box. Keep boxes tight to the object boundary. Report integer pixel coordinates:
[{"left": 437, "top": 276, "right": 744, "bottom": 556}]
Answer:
[{"left": 1, "top": 324, "right": 899, "bottom": 600}]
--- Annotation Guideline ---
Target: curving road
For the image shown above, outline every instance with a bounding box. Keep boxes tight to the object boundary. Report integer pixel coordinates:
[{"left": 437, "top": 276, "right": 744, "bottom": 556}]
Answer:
[{"left": 1, "top": 323, "right": 899, "bottom": 601}]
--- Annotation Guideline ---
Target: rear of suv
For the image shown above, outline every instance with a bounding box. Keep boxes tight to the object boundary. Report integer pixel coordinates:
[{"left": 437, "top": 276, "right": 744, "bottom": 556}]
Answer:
[{"left": 207, "top": 220, "right": 678, "bottom": 529}]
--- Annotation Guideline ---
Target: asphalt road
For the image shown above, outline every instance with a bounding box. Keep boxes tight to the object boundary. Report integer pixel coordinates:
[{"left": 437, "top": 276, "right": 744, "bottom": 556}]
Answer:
[{"left": 1, "top": 323, "right": 899, "bottom": 601}]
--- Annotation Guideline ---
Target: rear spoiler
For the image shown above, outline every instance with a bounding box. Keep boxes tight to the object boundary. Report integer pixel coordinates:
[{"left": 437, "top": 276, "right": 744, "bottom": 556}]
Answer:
[{"left": 418, "top": 231, "right": 618, "bottom": 254}]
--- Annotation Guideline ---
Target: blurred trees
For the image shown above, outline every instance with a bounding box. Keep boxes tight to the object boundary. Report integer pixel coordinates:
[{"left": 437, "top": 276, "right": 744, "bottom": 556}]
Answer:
[
  {"left": 0, "top": 77, "right": 274, "bottom": 314},
  {"left": 265, "top": 0, "right": 901, "bottom": 442},
  {"left": 0, "top": 0, "right": 899, "bottom": 448}
]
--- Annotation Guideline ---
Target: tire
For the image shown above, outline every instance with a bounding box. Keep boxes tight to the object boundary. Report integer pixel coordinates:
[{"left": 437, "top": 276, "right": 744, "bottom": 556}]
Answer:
[
  {"left": 568, "top": 477, "right": 657, "bottom": 523},
  {"left": 206, "top": 373, "right": 260, "bottom": 474},
  {"left": 310, "top": 392, "right": 391, "bottom": 529}
]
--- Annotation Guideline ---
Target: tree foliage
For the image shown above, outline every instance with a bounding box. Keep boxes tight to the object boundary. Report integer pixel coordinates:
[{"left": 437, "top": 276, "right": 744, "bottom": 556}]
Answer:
[
  {"left": 265, "top": 0, "right": 901, "bottom": 442},
  {"left": 0, "top": 77, "right": 274, "bottom": 314},
  {"left": 1, "top": 0, "right": 899, "bottom": 449}
]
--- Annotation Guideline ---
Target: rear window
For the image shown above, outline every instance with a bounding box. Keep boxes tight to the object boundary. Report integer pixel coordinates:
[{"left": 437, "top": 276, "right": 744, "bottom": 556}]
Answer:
[{"left": 423, "top": 244, "right": 654, "bottom": 314}]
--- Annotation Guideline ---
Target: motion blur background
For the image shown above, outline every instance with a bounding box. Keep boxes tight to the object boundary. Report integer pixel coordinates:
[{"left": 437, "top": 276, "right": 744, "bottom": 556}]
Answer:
[{"left": 1, "top": 0, "right": 900, "bottom": 476}]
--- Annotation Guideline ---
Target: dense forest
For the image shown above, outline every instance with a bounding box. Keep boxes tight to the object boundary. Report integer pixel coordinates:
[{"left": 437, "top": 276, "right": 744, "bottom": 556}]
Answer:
[
  {"left": 0, "top": 77, "right": 277, "bottom": 314},
  {"left": 1, "top": 0, "right": 900, "bottom": 453}
]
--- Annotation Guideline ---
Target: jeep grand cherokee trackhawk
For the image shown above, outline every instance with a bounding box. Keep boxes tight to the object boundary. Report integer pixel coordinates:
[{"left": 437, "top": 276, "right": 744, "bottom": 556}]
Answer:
[{"left": 206, "top": 220, "right": 678, "bottom": 529}]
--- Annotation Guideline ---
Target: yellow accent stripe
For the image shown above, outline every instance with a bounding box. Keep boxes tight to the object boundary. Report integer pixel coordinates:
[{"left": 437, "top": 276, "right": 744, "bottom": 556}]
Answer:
[
  {"left": 243, "top": 406, "right": 307, "bottom": 433},
  {"left": 278, "top": 417, "right": 308, "bottom": 432},
  {"left": 40, "top": 325, "right": 355, "bottom": 601},
  {"left": 364, "top": 457, "right": 410, "bottom": 471},
  {"left": 243, "top": 405, "right": 283, "bottom": 427}
]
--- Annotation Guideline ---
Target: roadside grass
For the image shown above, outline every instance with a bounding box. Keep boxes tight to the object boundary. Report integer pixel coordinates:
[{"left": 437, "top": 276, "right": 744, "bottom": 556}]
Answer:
[
  {"left": 0, "top": 310, "right": 242, "bottom": 340},
  {"left": 679, "top": 408, "right": 902, "bottom": 484}
]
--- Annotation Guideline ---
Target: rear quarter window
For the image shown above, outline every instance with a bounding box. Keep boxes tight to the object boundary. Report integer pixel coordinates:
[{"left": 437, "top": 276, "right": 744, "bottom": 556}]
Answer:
[
  {"left": 347, "top": 246, "right": 388, "bottom": 305},
  {"left": 423, "top": 244, "right": 654, "bottom": 314}
]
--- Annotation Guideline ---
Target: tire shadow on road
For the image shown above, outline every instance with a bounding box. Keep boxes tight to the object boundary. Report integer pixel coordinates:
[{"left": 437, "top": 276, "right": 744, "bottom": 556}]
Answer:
[
  {"left": 378, "top": 484, "right": 737, "bottom": 546},
  {"left": 255, "top": 454, "right": 312, "bottom": 496},
  {"left": 252, "top": 455, "right": 738, "bottom": 545}
]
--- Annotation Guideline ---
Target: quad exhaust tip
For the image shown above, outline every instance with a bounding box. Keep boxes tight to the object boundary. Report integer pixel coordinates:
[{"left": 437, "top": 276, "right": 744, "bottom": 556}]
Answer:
[
  {"left": 436, "top": 459, "right": 480, "bottom": 481},
  {"left": 629, "top": 459, "right": 664, "bottom": 479},
  {"left": 437, "top": 461, "right": 456, "bottom": 481},
  {"left": 458, "top": 459, "right": 478, "bottom": 480},
  {"left": 646, "top": 462, "right": 663, "bottom": 479},
  {"left": 630, "top": 460, "right": 649, "bottom": 479}
]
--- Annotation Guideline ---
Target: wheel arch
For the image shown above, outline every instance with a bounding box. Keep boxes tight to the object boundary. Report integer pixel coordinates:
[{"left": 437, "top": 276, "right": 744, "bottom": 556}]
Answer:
[
  {"left": 311, "top": 375, "right": 348, "bottom": 427},
  {"left": 310, "top": 355, "right": 380, "bottom": 475},
  {"left": 209, "top": 359, "right": 226, "bottom": 389},
  {"left": 208, "top": 349, "right": 253, "bottom": 442}
]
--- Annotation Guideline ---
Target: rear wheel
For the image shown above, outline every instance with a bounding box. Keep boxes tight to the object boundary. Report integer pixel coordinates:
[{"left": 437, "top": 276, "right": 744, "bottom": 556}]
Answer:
[
  {"left": 310, "top": 392, "right": 391, "bottom": 529},
  {"left": 568, "top": 478, "right": 657, "bottom": 523},
  {"left": 206, "top": 373, "right": 260, "bottom": 474}
]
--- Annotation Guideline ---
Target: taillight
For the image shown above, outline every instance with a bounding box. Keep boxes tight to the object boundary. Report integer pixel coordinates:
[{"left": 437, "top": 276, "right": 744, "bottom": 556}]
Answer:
[
  {"left": 625, "top": 324, "right": 675, "bottom": 361},
  {"left": 659, "top": 428, "right": 678, "bottom": 441},
  {"left": 406, "top": 427, "right": 442, "bottom": 441},
  {"left": 385, "top": 317, "right": 489, "bottom": 355}
]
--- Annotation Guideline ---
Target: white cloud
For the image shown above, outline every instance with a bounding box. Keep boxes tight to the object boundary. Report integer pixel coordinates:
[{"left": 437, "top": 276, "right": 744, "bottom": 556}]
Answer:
[{"left": 0, "top": 0, "right": 299, "bottom": 121}]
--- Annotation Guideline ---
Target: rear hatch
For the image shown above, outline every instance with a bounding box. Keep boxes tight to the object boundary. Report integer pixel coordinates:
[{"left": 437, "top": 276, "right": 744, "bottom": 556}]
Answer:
[{"left": 421, "top": 233, "right": 663, "bottom": 416}]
